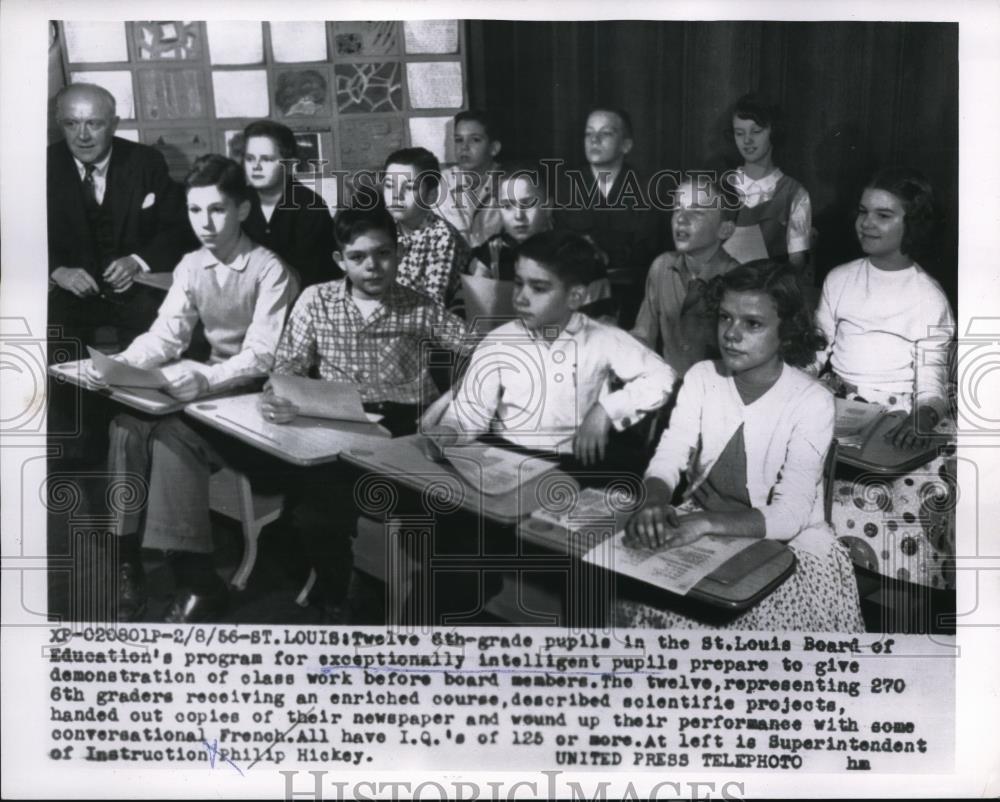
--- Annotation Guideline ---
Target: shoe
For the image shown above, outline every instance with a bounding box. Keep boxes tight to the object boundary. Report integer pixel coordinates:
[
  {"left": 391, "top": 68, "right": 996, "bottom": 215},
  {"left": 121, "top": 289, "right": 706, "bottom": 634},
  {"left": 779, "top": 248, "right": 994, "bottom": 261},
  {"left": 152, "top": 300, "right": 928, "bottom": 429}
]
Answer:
[
  {"left": 164, "top": 586, "right": 229, "bottom": 624},
  {"left": 116, "top": 562, "right": 147, "bottom": 622}
]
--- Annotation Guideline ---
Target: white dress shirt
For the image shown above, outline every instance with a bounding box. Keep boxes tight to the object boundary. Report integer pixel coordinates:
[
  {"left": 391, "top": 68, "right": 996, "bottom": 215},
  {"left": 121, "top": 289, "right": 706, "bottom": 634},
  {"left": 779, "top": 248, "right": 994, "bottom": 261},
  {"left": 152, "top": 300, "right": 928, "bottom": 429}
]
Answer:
[{"left": 443, "top": 312, "right": 676, "bottom": 451}]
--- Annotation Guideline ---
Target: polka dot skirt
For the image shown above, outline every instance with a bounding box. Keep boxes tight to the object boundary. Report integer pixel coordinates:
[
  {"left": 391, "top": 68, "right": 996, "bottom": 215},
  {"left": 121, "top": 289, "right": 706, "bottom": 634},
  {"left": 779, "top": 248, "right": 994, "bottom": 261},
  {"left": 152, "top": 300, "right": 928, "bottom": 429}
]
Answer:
[{"left": 832, "top": 421, "right": 956, "bottom": 590}]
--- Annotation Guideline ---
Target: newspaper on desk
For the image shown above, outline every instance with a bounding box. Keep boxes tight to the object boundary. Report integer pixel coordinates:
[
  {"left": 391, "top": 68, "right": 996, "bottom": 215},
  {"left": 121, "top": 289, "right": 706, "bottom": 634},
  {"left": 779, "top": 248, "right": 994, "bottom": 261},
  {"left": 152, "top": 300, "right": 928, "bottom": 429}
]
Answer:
[
  {"left": 444, "top": 445, "right": 557, "bottom": 495},
  {"left": 583, "top": 531, "right": 759, "bottom": 596},
  {"left": 527, "top": 487, "right": 757, "bottom": 594}
]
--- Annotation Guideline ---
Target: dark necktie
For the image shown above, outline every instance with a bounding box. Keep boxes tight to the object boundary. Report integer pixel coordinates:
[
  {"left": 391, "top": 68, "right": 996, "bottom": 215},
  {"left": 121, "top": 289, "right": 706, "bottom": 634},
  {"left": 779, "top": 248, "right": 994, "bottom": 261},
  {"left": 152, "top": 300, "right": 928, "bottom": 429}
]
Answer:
[{"left": 82, "top": 163, "right": 99, "bottom": 209}]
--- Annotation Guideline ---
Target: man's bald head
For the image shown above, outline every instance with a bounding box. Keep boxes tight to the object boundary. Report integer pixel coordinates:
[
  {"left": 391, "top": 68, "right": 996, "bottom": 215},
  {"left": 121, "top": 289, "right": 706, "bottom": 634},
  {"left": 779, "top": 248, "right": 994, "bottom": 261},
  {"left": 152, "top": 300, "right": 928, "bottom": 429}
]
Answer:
[
  {"left": 56, "top": 83, "right": 116, "bottom": 118},
  {"left": 56, "top": 83, "right": 119, "bottom": 164}
]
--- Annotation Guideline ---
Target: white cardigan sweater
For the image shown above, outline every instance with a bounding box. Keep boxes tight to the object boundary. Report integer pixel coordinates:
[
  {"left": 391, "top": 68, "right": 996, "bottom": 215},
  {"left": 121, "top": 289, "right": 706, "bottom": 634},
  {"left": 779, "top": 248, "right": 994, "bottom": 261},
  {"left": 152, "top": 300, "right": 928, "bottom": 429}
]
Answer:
[{"left": 646, "top": 360, "right": 835, "bottom": 555}]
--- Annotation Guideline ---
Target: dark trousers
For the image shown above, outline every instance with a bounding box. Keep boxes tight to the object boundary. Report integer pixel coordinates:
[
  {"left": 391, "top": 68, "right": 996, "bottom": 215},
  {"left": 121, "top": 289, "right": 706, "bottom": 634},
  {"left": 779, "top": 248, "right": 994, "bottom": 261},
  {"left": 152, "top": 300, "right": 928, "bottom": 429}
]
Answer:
[{"left": 48, "top": 283, "right": 162, "bottom": 360}]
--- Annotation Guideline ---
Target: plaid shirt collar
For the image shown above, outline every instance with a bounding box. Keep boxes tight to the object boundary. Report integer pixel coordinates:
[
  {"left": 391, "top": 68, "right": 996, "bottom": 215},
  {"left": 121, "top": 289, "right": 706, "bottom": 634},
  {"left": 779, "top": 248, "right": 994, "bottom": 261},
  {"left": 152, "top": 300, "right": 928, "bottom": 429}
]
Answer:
[{"left": 331, "top": 279, "right": 415, "bottom": 327}]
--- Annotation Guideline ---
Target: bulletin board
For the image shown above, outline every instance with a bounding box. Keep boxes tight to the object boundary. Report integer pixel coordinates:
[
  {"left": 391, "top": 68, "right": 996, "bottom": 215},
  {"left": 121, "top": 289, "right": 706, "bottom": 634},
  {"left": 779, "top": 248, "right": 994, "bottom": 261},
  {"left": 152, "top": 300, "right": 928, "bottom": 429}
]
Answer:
[{"left": 56, "top": 20, "right": 468, "bottom": 205}]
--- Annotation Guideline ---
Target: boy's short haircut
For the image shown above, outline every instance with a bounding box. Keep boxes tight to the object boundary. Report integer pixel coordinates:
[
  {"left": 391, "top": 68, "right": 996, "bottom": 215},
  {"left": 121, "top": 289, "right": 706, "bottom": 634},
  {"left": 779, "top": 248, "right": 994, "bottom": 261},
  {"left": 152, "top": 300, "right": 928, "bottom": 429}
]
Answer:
[
  {"left": 383, "top": 146, "right": 442, "bottom": 193},
  {"left": 454, "top": 109, "right": 500, "bottom": 143},
  {"left": 517, "top": 230, "right": 602, "bottom": 288},
  {"left": 731, "top": 93, "right": 786, "bottom": 147},
  {"left": 587, "top": 107, "right": 634, "bottom": 140},
  {"left": 333, "top": 206, "right": 398, "bottom": 251},
  {"left": 185, "top": 154, "right": 251, "bottom": 205},
  {"left": 865, "top": 167, "right": 940, "bottom": 260},
  {"left": 678, "top": 170, "right": 742, "bottom": 223},
  {"left": 243, "top": 119, "right": 299, "bottom": 161},
  {"left": 705, "top": 259, "right": 825, "bottom": 368}
]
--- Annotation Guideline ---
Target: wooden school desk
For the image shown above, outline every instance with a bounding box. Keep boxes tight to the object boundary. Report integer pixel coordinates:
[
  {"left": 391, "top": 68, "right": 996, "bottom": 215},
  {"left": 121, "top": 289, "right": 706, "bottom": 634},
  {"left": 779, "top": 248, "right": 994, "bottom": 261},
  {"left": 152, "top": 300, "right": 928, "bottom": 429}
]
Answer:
[
  {"left": 344, "top": 439, "right": 795, "bottom": 616},
  {"left": 185, "top": 392, "right": 390, "bottom": 467},
  {"left": 339, "top": 435, "right": 576, "bottom": 526},
  {"left": 836, "top": 412, "right": 942, "bottom": 474},
  {"left": 519, "top": 507, "right": 796, "bottom": 612}
]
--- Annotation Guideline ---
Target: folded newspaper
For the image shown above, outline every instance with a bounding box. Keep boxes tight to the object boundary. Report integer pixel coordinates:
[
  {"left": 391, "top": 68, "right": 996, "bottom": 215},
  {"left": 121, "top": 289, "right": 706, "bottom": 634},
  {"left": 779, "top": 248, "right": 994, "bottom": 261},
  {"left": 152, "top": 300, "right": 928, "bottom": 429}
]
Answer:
[
  {"left": 444, "top": 445, "right": 557, "bottom": 496},
  {"left": 582, "top": 532, "right": 758, "bottom": 596}
]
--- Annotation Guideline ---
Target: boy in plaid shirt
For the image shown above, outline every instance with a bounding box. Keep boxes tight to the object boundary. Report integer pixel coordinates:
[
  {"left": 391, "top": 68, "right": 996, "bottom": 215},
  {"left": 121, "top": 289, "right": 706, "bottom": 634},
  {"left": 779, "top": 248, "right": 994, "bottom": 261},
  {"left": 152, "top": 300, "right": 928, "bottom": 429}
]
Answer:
[{"left": 261, "top": 207, "right": 471, "bottom": 620}]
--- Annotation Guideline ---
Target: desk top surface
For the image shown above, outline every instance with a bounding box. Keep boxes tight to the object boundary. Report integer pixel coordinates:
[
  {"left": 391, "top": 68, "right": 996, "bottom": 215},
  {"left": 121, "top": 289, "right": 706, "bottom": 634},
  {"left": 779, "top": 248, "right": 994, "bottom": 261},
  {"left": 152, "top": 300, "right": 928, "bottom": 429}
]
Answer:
[
  {"left": 49, "top": 358, "right": 185, "bottom": 415},
  {"left": 340, "top": 436, "right": 579, "bottom": 526},
  {"left": 837, "top": 413, "right": 943, "bottom": 474},
  {"left": 186, "top": 392, "right": 390, "bottom": 466}
]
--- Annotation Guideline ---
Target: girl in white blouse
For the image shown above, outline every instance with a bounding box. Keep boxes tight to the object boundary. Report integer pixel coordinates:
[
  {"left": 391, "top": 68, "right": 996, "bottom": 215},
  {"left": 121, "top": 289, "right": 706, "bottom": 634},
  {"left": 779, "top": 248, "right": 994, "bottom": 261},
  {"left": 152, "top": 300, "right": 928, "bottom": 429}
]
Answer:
[
  {"left": 617, "top": 260, "right": 864, "bottom": 631},
  {"left": 817, "top": 169, "right": 956, "bottom": 593}
]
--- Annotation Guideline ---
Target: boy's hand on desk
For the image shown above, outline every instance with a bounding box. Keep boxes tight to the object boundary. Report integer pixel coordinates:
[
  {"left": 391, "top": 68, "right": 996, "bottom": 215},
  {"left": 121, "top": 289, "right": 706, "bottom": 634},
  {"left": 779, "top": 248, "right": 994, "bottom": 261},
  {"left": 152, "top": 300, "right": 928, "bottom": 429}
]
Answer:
[
  {"left": 574, "top": 403, "right": 612, "bottom": 466},
  {"left": 51, "top": 267, "right": 99, "bottom": 298},
  {"left": 164, "top": 371, "right": 209, "bottom": 401},
  {"left": 83, "top": 360, "right": 109, "bottom": 386},
  {"left": 259, "top": 390, "right": 299, "bottom": 425}
]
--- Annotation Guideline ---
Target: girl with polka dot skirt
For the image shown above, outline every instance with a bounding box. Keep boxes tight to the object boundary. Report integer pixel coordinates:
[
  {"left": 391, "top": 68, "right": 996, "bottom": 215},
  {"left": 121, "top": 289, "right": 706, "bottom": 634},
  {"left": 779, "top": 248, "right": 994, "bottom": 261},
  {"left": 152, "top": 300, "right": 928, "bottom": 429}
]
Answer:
[
  {"left": 615, "top": 261, "right": 864, "bottom": 631},
  {"left": 815, "top": 168, "right": 956, "bottom": 591}
]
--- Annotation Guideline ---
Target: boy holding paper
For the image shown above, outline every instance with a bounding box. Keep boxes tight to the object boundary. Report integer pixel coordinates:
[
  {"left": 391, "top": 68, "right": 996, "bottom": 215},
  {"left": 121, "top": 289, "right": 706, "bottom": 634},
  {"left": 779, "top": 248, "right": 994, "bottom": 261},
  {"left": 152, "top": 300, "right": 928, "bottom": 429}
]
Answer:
[
  {"left": 92, "top": 154, "right": 298, "bottom": 623},
  {"left": 260, "top": 206, "right": 471, "bottom": 621}
]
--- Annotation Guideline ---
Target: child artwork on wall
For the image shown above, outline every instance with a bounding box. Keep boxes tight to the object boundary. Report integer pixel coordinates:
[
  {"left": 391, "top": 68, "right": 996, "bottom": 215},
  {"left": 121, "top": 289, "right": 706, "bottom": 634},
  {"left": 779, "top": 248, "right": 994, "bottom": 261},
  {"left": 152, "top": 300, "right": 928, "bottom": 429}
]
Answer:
[
  {"left": 275, "top": 69, "right": 328, "bottom": 117},
  {"left": 134, "top": 21, "right": 202, "bottom": 60},
  {"left": 333, "top": 21, "right": 399, "bottom": 57},
  {"left": 334, "top": 62, "right": 402, "bottom": 113}
]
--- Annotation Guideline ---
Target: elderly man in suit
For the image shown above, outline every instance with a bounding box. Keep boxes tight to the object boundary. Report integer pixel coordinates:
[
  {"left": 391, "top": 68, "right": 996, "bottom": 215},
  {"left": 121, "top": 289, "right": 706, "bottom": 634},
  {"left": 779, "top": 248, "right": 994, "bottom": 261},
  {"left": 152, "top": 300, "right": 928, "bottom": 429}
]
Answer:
[{"left": 47, "top": 82, "right": 196, "bottom": 354}]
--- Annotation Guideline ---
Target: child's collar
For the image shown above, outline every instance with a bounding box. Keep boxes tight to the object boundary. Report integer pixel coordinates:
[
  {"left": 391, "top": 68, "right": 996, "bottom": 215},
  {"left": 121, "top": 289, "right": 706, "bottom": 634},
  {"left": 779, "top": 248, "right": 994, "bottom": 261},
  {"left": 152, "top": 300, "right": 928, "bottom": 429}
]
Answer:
[{"left": 519, "top": 311, "right": 586, "bottom": 343}]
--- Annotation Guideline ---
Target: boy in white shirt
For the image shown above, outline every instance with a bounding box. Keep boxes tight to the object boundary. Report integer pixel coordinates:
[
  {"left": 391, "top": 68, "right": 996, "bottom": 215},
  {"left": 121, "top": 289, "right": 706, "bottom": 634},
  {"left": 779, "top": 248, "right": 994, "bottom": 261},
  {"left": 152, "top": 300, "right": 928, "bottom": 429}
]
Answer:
[
  {"left": 90, "top": 154, "right": 298, "bottom": 623},
  {"left": 429, "top": 229, "right": 675, "bottom": 467}
]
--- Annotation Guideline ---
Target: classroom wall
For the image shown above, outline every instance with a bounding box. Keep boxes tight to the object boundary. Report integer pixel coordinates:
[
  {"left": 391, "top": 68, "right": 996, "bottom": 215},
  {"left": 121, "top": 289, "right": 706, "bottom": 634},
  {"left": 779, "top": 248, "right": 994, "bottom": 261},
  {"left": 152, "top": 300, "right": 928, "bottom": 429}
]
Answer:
[{"left": 468, "top": 21, "right": 959, "bottom": 304}]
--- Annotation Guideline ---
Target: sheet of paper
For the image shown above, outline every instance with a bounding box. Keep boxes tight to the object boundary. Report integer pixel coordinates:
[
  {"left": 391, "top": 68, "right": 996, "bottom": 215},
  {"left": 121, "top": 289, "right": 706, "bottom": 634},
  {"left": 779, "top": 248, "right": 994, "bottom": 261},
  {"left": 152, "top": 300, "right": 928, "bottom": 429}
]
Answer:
[
  {"left": 405, "top": 61, "right": 463, "bottom": 108},
  {"left": 461, "top": 275, "right": 516, "bottom": 325},
  {"left": 834, "top": 397, "right": 884, "bottom": 448},
  {"left": 529, "top": 486, "right": 633, "bottom": 528},
  {"left": 87, "top": 347, "right": 166, "bottom": 389},
  {"left": 270, "top": 21, "right": 328, "bottom": 63},
  {"left": 445, "top": 445, "right": 557, "bottom": 496},
  {"left": 205, "top": 20, "right": 264, "bottom": 64},
  {"left": 268, "top": 375, "right": 370, "bottom": 423},
  {"left": 407, "top": 116, "right": 452, "bottom": 164},
  {"left": 211, "top": 69, "right": 270, "bottom": 118},
  {"left": 583, "top": 532, "right": 758, "bottom": 596},
  {"left": 63, "top": 21, "right": 128, "bottom": 63},
  {"left": 403, "top": 20, "right": 459, "bottom": 54}
]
